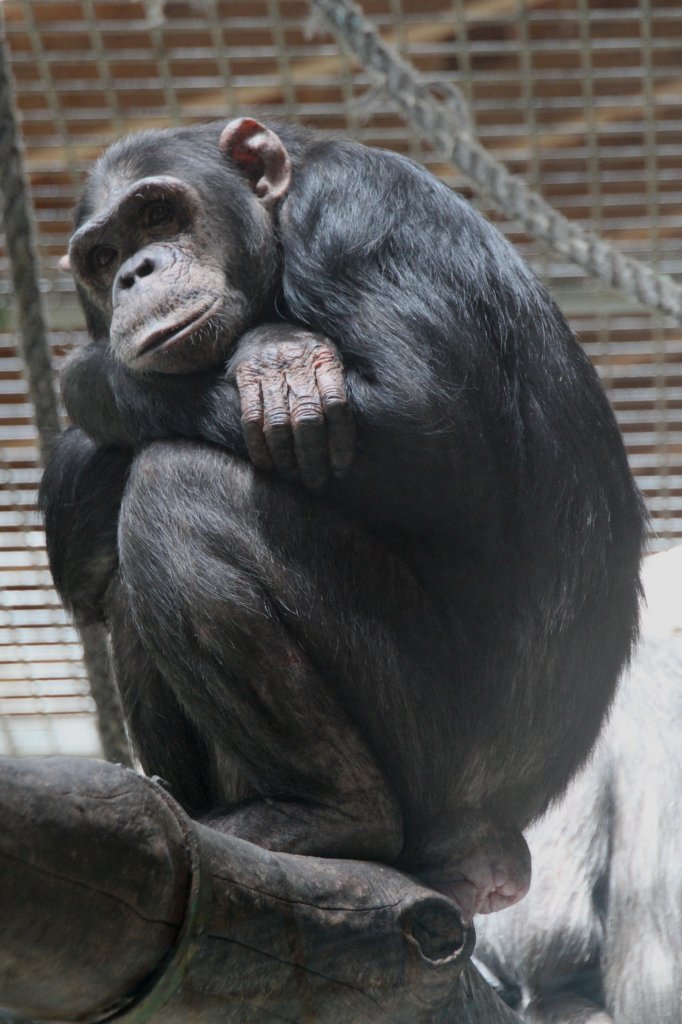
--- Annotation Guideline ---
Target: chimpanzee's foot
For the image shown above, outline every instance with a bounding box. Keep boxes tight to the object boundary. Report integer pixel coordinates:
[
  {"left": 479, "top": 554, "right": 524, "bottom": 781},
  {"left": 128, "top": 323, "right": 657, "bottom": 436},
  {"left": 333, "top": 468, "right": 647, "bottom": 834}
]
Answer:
[
  {"left": 417, "top": 822, "right": 531, "bottom": 920},
  {"left": 201, "top": 793, "right": 403, "bottom": 864}
]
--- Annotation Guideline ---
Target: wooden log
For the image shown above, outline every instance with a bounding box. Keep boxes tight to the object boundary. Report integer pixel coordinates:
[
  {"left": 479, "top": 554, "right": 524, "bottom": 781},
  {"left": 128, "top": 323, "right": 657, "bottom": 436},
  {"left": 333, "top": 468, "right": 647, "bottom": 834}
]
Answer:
[
  {"left": 0, "top": 756, "right": 189, "bottom": 1021},
  {"left": 0, "top": 756, "right": 520, "bottom": 1023}
]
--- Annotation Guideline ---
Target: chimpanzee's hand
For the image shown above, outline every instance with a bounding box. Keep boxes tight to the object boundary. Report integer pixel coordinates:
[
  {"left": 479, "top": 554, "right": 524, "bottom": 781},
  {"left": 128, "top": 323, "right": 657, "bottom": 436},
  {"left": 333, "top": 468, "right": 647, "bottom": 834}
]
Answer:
[{"left": 228, "top": 324, "right": 356, "bottom": 490}]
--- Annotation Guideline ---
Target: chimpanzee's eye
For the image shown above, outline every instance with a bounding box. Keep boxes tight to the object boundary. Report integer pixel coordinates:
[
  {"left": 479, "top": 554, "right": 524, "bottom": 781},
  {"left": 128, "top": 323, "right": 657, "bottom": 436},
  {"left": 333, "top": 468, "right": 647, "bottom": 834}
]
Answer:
[
  {"left": 144, "top": 199, "right": 175, "bottom": 229},
  {"left": 89, "top": 245, "right": 117, "bottom": 273}
]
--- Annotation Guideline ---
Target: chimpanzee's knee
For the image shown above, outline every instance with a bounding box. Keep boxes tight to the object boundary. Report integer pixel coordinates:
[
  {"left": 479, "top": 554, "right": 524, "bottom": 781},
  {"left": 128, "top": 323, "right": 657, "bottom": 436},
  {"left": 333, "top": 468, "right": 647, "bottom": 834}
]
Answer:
[
  {"left": 118, "top": 443, "right": 265, "bottom": 624},
  {"left": 123, "top": 441, "right": 256, "bottom": 523}
]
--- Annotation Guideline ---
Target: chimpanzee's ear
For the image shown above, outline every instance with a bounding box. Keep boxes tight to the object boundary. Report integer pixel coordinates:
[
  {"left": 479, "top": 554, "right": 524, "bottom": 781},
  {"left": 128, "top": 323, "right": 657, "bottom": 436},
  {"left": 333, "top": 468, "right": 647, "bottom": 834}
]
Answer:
[
  {"left": 59, "top": 253, "right": 71, "bottom": 273},
  {"left": 219, "top": 118, "right": 292, "bottom": 211}
]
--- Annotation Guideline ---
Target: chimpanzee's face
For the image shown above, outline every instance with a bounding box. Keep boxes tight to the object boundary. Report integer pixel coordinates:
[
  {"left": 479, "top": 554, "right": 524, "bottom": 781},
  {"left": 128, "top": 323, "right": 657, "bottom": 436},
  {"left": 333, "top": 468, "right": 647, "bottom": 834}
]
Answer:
[
  {"left": 68, "top": 173, "right": 246, "bottom": 373},
  {"left": 65, "top": 118, "right": 292, "bottom": 375}
]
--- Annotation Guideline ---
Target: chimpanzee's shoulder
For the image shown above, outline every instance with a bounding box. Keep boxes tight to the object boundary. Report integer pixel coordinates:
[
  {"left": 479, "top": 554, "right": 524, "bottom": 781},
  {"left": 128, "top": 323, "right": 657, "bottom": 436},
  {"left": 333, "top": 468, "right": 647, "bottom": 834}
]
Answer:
[
  {"left": 287, "top": 135, "right": 478, "bottom": 242},
  {"left": 297, "top": 135, "right": 445, "bottom": 187}
]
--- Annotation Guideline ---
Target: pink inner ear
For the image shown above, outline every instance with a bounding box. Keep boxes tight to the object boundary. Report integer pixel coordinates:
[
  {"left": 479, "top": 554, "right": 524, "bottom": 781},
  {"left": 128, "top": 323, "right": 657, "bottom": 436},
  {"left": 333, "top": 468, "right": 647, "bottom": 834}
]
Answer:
[
  {"left": 231, "top": 144, "right": 261, "bottom": 174},
  {"left": 220, "top": 118, "right": 265, "bottom": 174},
  {"left": 220, "top": 117, "right": 291, "bottom": 208}
]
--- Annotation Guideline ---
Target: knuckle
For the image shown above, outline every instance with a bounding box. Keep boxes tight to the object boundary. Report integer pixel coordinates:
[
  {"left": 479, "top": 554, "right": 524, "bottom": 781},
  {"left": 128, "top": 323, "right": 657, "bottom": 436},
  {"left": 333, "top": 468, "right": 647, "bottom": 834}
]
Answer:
[
  {"left": 291, "top": 405, "right": 324, "bottom": 427},
  {"left": 322, "top": 396, "right": 349, "bottom": 418},
  {"left": 263, "top": 415, "right": 291, "bottom": 433},
  {"left": 240, "top": 406, "right": 262, "bottom": 425}
]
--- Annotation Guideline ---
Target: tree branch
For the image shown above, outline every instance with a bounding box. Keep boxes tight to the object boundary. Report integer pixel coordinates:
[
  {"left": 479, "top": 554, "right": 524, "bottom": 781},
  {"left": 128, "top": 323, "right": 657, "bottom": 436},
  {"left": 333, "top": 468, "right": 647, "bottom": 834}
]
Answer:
[{"left": 0, "top": 756, "right": 520, "bottom": 1023}]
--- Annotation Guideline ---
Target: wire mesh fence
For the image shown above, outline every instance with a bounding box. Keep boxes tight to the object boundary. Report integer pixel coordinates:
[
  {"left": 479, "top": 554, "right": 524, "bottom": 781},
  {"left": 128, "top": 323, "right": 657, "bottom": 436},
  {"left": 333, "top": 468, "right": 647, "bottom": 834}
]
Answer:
[{"left": 1, "top": 0, "right": 681, "bottom": 755}]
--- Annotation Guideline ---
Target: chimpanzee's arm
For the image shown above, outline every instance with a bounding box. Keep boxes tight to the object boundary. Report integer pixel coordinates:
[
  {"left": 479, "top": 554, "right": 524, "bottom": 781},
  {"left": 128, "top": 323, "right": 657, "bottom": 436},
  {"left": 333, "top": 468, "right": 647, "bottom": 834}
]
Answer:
[
  {"left": 38, "top": 428, "right": 132, "bottom": 622},
  {"left": 61, "top": 342, "right": 242, "bottom": 451},
  {"left": 62, "top": 326, "right": 356, "bottom": 491},
  {"left": 61, "top": 325, "right": 477, "bottom": 536}
]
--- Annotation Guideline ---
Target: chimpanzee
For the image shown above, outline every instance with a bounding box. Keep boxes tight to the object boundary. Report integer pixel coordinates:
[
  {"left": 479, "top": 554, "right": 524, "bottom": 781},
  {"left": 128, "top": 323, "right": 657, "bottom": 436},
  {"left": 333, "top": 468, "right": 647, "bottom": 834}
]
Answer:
[
  {"left": 474, "top": 546, "right": 682, "bottom": 1022},
  {"left": 40, "top": 117, "right": 646, "bottom": 920}
]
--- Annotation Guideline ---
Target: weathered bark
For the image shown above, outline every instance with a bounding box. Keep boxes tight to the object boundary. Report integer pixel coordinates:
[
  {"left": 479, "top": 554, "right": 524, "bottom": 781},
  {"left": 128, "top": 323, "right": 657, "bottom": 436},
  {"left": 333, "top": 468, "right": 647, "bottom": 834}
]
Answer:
[{"left": 0, "top": 756, "right": 520, "bottom": 1023}]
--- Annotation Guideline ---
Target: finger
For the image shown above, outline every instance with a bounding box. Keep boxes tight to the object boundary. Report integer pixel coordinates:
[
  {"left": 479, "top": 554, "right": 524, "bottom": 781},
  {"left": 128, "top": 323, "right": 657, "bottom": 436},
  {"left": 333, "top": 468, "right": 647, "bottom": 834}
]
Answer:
[
  {"left": 235, "top": 367, "right": 273, "bottom": 472},
  {"left": 262, "top": 373, "right": 298, "bottom": 481},
  {"left": 325, "top": 400, "right": 356, "bottom": 477},
  {"left": 286, "top": 367, "right": 328, "bottom": 490},
  {"left": 314, "top": 354, "right": 355, "bottom": 477}
]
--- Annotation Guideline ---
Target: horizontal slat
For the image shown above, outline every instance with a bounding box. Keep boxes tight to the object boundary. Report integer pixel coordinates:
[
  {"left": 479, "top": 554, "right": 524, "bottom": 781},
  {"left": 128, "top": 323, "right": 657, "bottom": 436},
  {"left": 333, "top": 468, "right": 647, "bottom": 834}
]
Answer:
[
  {"left": 0, "top": 570, "right": 54, "bottom": 588},
  {"left": 0, "top": 643, "right": 84, "bottom": 667},
  {"left": 0, "top": 607, "right": 72, "bottom": 628},
  {"left": 0, "top": 665, "right": 87, "bottom": 683},
  {"left": 0, "top": 530, "right": 45, "bottom": 546},
  {"left": 0, "top": 623, "right": 79, "bottom": 642},
  {"left": 0, "top": 589, "right": 62, "bottom": 607},
  {"left": 0, "top": 695, "right": 95, "bottom": 715}
]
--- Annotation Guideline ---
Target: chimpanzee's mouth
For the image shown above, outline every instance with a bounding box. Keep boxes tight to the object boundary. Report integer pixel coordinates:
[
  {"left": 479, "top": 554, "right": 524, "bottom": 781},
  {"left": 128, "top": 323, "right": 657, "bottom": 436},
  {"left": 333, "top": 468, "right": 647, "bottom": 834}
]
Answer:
[{"left": 136, "top": 299, "right": 222, "bottom": 359}]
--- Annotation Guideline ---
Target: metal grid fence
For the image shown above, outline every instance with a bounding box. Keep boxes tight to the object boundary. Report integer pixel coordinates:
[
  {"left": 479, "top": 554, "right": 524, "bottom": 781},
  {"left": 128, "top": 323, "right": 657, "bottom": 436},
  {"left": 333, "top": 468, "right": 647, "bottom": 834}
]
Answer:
[{"left": 1, "top": 0, "right": 681, "bottom": 756}]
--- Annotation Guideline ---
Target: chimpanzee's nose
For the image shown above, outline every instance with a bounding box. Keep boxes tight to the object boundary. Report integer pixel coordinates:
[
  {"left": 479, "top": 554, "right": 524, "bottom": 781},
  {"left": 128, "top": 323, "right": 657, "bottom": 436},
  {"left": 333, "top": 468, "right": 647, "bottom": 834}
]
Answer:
[
  {"left": 115, "top": 245, "right": 173, "bottom": 297},
  {"left": 118, "top": 255, "right": 155, "bottom": 290}
]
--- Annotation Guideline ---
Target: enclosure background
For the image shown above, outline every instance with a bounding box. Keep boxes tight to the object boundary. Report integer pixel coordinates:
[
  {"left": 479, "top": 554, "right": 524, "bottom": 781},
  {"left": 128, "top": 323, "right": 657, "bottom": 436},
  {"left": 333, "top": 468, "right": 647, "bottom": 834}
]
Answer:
[{"left": 1, "top": 0, "right": 680, "bottom": 757}]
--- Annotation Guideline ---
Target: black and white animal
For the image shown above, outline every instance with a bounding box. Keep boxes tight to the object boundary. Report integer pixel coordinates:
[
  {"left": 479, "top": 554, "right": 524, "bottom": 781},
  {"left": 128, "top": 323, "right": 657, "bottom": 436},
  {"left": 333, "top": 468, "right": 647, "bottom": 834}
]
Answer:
[
  {"left": 40, "top": 117, "right": 646, "bottom": 919},
  {"left": 475, "top": 545, "right": 682, "bottom": 1022}
]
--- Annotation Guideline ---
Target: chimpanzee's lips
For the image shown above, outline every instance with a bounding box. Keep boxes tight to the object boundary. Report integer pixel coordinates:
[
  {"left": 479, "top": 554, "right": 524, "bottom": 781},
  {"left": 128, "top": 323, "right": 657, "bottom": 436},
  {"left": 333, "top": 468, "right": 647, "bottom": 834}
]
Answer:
[{"left": 136, "top": 299, "right": 222, "bottom": 358}]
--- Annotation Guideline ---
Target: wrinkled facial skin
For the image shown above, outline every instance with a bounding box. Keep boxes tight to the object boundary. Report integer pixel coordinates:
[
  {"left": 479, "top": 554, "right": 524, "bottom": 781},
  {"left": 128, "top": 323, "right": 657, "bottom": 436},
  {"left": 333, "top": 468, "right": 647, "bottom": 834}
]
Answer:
[{"left": 68, "top": 174, "right": 275, "bottom": 375}]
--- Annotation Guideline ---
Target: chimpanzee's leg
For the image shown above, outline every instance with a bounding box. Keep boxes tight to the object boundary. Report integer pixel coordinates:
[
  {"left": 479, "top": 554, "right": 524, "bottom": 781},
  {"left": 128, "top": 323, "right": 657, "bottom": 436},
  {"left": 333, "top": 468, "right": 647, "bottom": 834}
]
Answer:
[
  {"left": 106, "top": 578, "right": 214, "bottom": 815},
  {"left": 117, "top": 441, "right": 406, "bottom": 862},
  {"left": 117, "top": 441, "right": 529, "bottom": 911}
]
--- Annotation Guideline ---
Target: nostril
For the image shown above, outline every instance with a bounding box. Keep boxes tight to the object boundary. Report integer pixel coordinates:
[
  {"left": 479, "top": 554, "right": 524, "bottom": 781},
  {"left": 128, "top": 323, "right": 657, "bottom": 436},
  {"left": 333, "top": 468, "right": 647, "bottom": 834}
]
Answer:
[
  {"left": 137, "top": 257, "right": 154, "bottom": 279},
  {"left": 118, "top": 256, "right": 156, "bottom": 291}
]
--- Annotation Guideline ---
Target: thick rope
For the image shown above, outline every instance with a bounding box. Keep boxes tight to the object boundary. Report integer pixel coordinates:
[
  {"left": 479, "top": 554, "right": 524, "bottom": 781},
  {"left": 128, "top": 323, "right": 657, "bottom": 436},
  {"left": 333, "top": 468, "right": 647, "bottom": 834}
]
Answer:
[
  {"left": 0, "top": 18, "right": 133, "bottom": 767},
  {"left": 310, "top": 0, "right": 682, "bottom": 324},
  {"left": 0, "top": 27, "right": 60, "bottom": 456}
]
